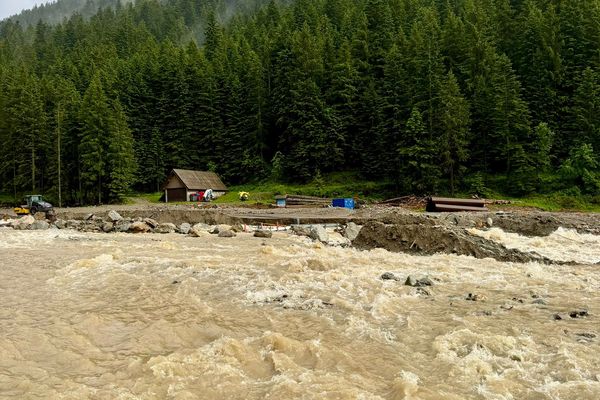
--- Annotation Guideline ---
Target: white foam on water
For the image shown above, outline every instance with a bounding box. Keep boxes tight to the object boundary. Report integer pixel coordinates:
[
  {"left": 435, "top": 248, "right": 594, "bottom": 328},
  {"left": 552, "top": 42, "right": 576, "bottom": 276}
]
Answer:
[{"left": 469, "top": 227, "right": 600, "bottom": 264}]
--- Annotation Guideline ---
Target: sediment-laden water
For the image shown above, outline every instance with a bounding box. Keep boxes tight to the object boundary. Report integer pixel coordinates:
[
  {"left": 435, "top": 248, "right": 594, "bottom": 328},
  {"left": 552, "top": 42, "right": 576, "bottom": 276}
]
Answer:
[{"left": 0, "top": 227, "right": 599, "bottom": 399}]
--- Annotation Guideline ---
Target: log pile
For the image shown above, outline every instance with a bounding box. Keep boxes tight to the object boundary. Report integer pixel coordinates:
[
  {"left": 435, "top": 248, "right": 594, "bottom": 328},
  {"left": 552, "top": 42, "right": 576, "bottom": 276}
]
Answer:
[{"left": 284, "top": 194, "right": 332, "bottom": 208}]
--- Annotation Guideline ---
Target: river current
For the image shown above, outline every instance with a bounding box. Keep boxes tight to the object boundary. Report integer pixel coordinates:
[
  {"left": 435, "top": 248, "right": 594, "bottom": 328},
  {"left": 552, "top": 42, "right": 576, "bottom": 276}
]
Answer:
[{"left": 0, "top": 227, "right": 599, "bottom": 399}]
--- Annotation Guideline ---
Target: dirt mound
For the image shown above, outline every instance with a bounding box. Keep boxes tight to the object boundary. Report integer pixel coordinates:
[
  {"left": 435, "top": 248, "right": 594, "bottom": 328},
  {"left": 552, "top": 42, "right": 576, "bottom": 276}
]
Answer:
[{"left": 352, "top": 222, "right": 551, "bottom": 263}]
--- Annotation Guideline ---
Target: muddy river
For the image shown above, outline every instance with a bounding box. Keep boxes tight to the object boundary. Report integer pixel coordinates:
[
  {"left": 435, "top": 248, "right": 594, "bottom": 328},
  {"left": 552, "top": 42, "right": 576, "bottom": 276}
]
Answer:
[{"left": 0, "top": 227, "right": 599, "bottom": 399}]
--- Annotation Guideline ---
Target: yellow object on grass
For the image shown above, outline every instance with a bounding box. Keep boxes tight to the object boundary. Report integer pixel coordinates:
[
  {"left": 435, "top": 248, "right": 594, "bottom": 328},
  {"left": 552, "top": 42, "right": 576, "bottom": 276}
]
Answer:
[{"left": 238, "top": 192, "right": 250, "bottom": 201}]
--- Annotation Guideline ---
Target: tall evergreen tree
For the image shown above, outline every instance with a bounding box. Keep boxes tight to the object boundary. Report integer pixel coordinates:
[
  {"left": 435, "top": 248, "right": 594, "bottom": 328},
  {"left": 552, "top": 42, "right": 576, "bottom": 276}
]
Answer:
[{"left": 438, "top": 71, "right": 470, "bottom": 195}]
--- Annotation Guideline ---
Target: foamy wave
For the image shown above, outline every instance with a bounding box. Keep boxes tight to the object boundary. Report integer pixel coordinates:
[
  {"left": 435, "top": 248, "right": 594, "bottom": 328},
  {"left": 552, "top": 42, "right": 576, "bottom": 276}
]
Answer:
[{"left": 468, "top": 227, "right": 600, "bottom": 264}]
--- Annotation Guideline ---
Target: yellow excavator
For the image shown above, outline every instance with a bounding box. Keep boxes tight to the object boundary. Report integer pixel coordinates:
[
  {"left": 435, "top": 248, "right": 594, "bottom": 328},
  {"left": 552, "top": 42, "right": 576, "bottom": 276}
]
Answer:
[{"left": 14, "top": 195, "right": 54, "bottom": 215}]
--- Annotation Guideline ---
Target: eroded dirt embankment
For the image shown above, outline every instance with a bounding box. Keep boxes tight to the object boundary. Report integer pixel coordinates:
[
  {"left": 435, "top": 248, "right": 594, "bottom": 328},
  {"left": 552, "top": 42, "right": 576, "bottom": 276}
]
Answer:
[
  {"left": 351, "top": 222, "right": 554, "bottom": 264},
  {"left": 351, "top": 210, "right": 600, "bottom": 237}
]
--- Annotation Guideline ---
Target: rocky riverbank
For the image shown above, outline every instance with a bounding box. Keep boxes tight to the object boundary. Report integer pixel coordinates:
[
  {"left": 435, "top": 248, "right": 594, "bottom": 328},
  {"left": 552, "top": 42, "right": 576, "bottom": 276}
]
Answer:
[{"left": 4, "top": 207, "right": 597, "bottom": 265}]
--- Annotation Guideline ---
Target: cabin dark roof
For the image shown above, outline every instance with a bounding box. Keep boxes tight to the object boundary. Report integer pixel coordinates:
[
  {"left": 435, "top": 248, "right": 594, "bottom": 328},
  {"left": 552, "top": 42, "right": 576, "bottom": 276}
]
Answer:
[{"left": 169, "top": 169, "right": 228, "bottom": 191}]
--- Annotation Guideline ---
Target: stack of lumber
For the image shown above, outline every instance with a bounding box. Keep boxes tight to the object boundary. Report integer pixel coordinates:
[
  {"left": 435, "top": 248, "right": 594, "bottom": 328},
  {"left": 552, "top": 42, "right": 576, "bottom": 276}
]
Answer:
[
  {"left": 285, "top": 194, "right": 331, "bottom": 208},
  {"left": 426, "top": 197, "right": 489, "bottom": 212}
]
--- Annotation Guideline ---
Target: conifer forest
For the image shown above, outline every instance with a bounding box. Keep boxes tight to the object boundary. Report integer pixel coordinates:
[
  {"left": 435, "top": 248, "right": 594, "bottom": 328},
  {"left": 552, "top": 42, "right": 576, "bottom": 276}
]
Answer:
[{"left": 1, "top": 0, "right": 600, "bottom": 205}]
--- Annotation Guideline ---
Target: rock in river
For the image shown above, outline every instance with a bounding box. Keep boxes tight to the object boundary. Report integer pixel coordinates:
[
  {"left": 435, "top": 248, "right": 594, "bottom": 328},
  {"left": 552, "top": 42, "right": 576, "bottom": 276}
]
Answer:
[
  {"left": 405, "top": 275, "right": 433, "bottom": 287},
  {"left": 102, "top": 222, "right": 114, "bottom": 233},
  {"left": 30, "top": 220, "right": 50, "bottom": 230},
  {"left": 254, "top": 230, "right": 273, "bottom": 238},
  {"left": 343, "top": 222, "right": 362, "bottom": 242},
  {"left": 179, "top": 223, "right": 191, "bottom": 235},
  {"left": 107, "top": 210, "right": 123, "bottom": 222},
  {"left": 218, "top": 230, "right": 236, "bottom": 238},
  {"left": 155, "top": 223, "right": 177, "bottom": 234},
  {"left": 130, "top": 221, "right": 151, "bottom": 233},
  {"left": 381, "top": 272, "right": 400, "bottom": 281},
  {"left": 143, "top": 218, "right": 159, "bottom": 229},
  {"left": 309, "top": 226, "right": 329, "bottom": 243}
]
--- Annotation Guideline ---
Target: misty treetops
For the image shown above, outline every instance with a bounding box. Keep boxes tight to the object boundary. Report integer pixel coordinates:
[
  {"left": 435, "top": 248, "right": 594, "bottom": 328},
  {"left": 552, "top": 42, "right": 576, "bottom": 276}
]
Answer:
[{"left": 1, "top": 0, "right": 600, "bottom": 204}]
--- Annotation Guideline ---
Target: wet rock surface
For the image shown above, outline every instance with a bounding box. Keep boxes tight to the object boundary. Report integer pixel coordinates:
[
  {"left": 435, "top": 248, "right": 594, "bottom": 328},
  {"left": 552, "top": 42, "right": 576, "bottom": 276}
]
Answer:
[
  {"left": 218, "top": 229, "right": 236, "bottom": 238},
  {"left": 380, "top": 272, "right": 400, "bottom": 281},
  {"left": 343, "top": 222, "right": 362, "bottom": 241},
  {"left": 309, "top": 226, "right": 329, "bottom": 243},
  {"left": 178, "top": 223, "right": 191, "bottom": 235},
  {"left": 254, "top": 230, "right": 273, "bottom": 238},
  {"left": 107, "top": 210, "right": 123, "bottom": 222},
  {"left": 155, "top": 223, "right": 177, "bottom": 234},
  {"left": 404, "top": 276, "right": 433, "bottom": 287},
  {"left": 130, "top": 221, "right": 151, "bottom": 233},
  {"left": 30, "top": 220, "right": 50, "bottom": 230}
]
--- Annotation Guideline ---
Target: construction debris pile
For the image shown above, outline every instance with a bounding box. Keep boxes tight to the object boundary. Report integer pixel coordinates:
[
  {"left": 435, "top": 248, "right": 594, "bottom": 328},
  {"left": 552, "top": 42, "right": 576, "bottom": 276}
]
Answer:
[{"left": 378, "top": 196, "right": 428, "bottom": 209}]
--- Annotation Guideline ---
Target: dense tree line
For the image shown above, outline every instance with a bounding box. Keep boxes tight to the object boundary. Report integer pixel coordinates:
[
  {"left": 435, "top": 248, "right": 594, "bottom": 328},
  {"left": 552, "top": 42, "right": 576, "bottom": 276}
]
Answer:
[
  {"left": 5, "top": 0, "right": 130, "bottom": 26},
  {"left": 1, "top": 0, "right": 600, "bottom": 204}
]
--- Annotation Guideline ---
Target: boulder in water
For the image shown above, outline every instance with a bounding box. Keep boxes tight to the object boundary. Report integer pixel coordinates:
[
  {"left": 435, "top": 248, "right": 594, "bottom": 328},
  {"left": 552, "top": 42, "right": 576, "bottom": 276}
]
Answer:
[
  {"left": 107, "top": 210, "right": 123, "bottom": 222},
  {"left": 381, "top": 272, "right": 400, "bottom": 281},
  {"left": 291, "top": 225, "right": 311, "bottom": 237},
  {"left": 218, "top": 229, "right": 236, "bottom": 238},
  {"left": 190, "top": 223, "right": 211, "bottom": 237},
  {"left": 30, "top": 220, "right": 50, "bottom": 230},
  {"left": 179, "top": 223, "right": 191, "bottom": 235},
  {"left": 130, "top": 221, "right": 151, "bottom": 233},
  {"left": 114, "top": 221, "right": 131, "bottom": 232},
  {"left": 405, "top": 276, "right": 433, "bottom": 287},
  {"left": 211, "top": 224, "right": 232, "bottom": 234},
  {"left": 569, "top": 310, "right": 589, "bottom": 319},
  {"left": 155, "top": 223, "right": 177, "bottom": 234},
  {"left": 343, "top": 222, "right": 362, "bottom": 241},
  {"left": 13, "top": 215, "right": 35, "bottom": 230},
  {"left": 102, "top": 222, "right": 114, "bottom": 233},
  {"left": 33, "top": 212, "right": 46, "bottom": 221},
  {"left": 254, "top": 230, "right": 273, "bottom": 238},
  {"left": 466, "top": 293, "right": 487, "bottom": 302},
  {"left": 53, "top": 219, "right": 66, "bottom": 229},
  {"left": 309, "top": 226, "right": 329, "bottom": 243},
  {"left": 143, "top": 218, "right": 159, "bottom": 229}
]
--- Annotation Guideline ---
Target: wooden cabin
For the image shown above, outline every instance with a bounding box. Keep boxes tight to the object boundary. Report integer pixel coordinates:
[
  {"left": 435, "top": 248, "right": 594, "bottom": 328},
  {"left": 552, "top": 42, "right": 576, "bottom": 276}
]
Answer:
[{"left": 162, "top": 169, "right": 228, "bottom": 202}]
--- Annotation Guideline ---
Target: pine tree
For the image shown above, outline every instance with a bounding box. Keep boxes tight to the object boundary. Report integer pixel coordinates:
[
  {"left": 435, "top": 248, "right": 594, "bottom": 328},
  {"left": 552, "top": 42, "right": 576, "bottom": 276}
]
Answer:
[
  {"left": 107, "top": 101, "right": 136, "bottom": 202},
  {"left": 398, "top": 107, "right": 440, "bottom": 193},
  {"left": 438, "top": 71, "right": 470, "bottom": 195},
  {"left": 79, "top": 73, "right": 110, "bottom": 204}
]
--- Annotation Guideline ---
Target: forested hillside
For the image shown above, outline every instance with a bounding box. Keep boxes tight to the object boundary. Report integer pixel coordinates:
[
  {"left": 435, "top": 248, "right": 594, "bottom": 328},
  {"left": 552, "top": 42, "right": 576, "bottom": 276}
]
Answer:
[
  {"left": 1, "top": 0, "right": 600, "bottom": 205},
  {"left": 3, "top": 0, "right": 130, "bottom": 26}
]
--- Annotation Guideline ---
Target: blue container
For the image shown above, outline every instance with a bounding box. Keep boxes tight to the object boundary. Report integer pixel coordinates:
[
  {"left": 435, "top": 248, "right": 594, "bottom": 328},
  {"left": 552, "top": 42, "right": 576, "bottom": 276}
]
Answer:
[{"left": 332, "top": 198, "right": 355, "bottom": 209}]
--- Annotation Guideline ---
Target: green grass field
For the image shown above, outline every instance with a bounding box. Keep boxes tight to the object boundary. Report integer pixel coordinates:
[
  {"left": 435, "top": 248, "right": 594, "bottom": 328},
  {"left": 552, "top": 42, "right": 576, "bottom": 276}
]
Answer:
[{"left": 5, "top": 171, "right": 600, "bottom": 212}]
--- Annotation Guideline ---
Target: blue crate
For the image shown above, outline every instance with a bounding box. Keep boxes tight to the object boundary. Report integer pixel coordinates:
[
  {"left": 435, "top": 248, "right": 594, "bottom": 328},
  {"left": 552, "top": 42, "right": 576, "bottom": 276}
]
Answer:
[{"left": 332, "top": 198, "right": 355, "bottom": 209}]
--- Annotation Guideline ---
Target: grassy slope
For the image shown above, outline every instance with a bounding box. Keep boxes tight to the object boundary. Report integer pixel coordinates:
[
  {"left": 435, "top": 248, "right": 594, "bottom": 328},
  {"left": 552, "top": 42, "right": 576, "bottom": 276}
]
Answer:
[
  {"left": 129, "top": 173, "right": 394, "bottom": 206},
  {"left": 129, "top": 173, "right": 600, "bottom": 212},
  {"left": 6, "top": 172, "right": 600, "bottom": 212}
]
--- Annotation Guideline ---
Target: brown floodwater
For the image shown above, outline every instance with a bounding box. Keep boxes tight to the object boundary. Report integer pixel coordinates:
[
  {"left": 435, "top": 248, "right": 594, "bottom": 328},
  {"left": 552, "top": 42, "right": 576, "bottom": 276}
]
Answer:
[{"left": 0, "top": 227, "right": 599, "bottom": 399}]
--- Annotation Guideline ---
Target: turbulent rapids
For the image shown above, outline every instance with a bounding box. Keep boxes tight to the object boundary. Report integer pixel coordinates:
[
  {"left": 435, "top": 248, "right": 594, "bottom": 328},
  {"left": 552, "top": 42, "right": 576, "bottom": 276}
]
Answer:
[{"left": 0, "top": 226, "right": 599, "bottom": 399}]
